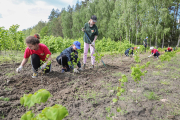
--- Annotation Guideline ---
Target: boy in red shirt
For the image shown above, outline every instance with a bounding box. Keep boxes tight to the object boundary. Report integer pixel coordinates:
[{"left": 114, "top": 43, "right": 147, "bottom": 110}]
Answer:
[
  {"left": 148, "top": 47, "right": 160, "bottom": 59},
  {"left": 16, "top": 35, "right": 52, "bottom": 78}
]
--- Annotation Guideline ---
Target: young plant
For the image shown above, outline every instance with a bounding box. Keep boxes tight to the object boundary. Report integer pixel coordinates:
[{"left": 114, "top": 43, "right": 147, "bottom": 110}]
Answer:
[
  {"left": 20, "top": 89, "right": 69, "bottom": 120},
  {"left": 112, "top": 74, "right": 128, "bottom": 117},
  {"left": 131, "top": 64, "right": 148, "bottom": 102}
]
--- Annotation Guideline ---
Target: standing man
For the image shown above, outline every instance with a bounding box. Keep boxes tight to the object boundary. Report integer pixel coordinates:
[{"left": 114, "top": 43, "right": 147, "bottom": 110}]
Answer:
[
  {"left": 82, "top": 15, "right": 98, "bottom": 69},
  {"left": 143, "top": 37, "right": 148, "bottom": 52}
]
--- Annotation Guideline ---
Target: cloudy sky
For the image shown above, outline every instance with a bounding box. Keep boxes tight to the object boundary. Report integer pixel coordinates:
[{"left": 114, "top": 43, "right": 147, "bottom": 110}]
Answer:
[{"left": 0, "top": 0, "right": 82, "bottom": 31}]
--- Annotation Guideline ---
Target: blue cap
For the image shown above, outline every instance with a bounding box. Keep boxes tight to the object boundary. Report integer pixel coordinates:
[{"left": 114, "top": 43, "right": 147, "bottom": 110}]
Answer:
[
  {"left": 146, "top": 37, "right": 148, "bottom": 39},
  {"left": 73, "top": 41, "right": 81, "bottom": 49}
]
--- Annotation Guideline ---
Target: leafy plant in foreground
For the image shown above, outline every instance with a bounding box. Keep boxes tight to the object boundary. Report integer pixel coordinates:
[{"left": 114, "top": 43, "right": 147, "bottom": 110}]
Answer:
[
  {"left": 20, "top": 89, "right": 68, "bottom": 120},
  {"left": 112, "top": 74, "right": 128, "bottom": 116}
]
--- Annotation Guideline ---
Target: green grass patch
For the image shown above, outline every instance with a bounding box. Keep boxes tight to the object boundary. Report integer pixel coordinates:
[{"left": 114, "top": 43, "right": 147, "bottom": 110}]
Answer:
[{"left": 0, "top": 97, "right": 10, "bottom": 101}]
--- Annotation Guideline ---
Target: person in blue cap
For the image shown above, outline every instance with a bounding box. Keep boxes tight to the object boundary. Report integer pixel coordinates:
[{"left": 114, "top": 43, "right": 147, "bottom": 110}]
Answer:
[
  {"left": 143, "top": 37, "right": 148, "bottom": 52},
  {"left": 56, "top": 41, "right": 82, "bottom": 73}
]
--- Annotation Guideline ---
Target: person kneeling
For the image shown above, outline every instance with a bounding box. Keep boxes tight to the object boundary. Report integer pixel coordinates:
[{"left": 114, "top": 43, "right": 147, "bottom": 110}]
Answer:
[
  {"left": 148, "top": 47, "right": 160, "bottom": 59},
  {"left": 125, "top": 47, "right": 134, "bottom": 56},
  {"left": 16, "top": 35, "right": 52, "bottom": 78},
  {"left": 165, "top": 47, "right": 173, "bottom": 52},
  {"left": 56, "top": 41, "right": 82, "bottom": 73}
]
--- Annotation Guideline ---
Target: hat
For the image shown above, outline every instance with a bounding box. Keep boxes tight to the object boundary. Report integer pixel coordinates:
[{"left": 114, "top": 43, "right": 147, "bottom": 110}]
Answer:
[
  {"left": 73, "top": 41, "right": 81, "bottom": 49},
  {"left": 91, "top": 15, "right": 97, "bottom": 22},
  {"left": 150, "top": 47, "right": 154, "bottom": 50},
  {"left": 146, "top": 37, "right": 148, "bottom": 39}
]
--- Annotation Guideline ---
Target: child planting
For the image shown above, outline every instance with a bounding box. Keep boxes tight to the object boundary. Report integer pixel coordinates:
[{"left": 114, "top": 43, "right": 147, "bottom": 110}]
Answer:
[
  {"left": 148, "top": 47, "right": 160, "bottom": 59},
  {"left": 165, "top": 47, "right": 173, "bottom": 52},
  {"left": 56, "top": 41, "right": 82, "bottom": 73},
  {"left": 125, "top": 47, "right": 134, "bottom": 56},
  {"left": 16, "top": 34, "right": 52, "bottom": 78}
]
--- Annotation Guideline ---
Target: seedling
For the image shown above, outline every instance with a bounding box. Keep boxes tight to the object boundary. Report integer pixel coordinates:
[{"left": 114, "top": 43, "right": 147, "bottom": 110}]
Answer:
[{"left": 20, "top": 89, "right": 69, "bottom": 120}]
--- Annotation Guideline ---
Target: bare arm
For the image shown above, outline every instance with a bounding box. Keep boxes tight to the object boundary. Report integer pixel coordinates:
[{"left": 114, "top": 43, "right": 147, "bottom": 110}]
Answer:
[
  {"left": 20, "top": 58, "right": 29, "bottom": 67},
  {"left": 94, "top": 35, "right": 98, "bottom": 42}
]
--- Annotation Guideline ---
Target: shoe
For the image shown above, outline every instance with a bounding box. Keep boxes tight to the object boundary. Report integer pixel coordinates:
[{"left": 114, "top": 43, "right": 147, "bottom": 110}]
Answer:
[
  {"left": 61, "top": 68, "right": 66, "bottom": 73},
  {"left": 32, "top": 73, "right": 38, "bottom": 78},
  {"left": 82, "top": 64, "right": 86, "bottom": 69},
  {"left": 90, "top": 65, "right": 94, "bottom": 69},
  {"left": 66, "top": 66, "right": 70, "bottom": 72}
]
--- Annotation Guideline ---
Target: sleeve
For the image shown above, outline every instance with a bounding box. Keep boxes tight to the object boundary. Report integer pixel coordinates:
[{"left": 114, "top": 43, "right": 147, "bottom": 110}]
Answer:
[
  {"left": 95, "top": 26, "right": 98, "bottom": 36},
  {"left": 24, "top": 48, "right": 30, "bottom": 58},
  {"left": 43, "top": 45, "right": 51, "bottom": 56}
]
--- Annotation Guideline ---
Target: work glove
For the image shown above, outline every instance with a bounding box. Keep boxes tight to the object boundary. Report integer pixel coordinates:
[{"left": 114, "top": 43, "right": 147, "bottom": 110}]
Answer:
[
  {"left": 81, "top": 28, "right": 85, "bottom": 32},
  {"left": 148, "top": 55, "right": 152, "bottom": 58},
  {"left": 16, "top": 66, "right": 23, "bottom": 73},
  {"left": 40, "top": 63, "right": 47, "bottom": 70},
  {"left": 78, "top": 68, "right": 83, "bottom": 71},
  {"left": 74, "top": 68, "right": 79, "bottom": 73},
  {"left": 91, "top": 41, "right": 95, "bottom": 48}
]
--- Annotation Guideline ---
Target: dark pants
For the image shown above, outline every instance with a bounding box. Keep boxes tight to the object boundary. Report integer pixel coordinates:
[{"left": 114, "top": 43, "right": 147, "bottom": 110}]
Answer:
[
  {"left": 144, "top": 44, "right": 147, "bottom": 52},
  {"left": 56, "top": 55, "right": 69, "bottom": 68},
  {"left": 165, "top": 50, "right": 172, "bottom": 52},
  {"left": 31, "top": 54, "right": 51, "bottom": 73},
  {"left": 153, "top": 52, "right": 160, "bottom": 57},
  {"left": 56, "top": 54, "right": 81, "bottom": 68}
]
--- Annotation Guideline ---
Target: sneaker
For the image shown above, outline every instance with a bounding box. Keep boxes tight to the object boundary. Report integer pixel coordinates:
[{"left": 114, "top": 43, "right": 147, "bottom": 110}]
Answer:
[
  {"left": 90, "top": 65, "right": 94, "bottom": 69},
  {"left": 82, "top": 64, "right": 86, "bottom": 69},
  {"left": 66, "top": 66, "right": 70, "bottom": 72},
  {"left": 32, "top": 73, "right": 38, "bottom": 78},
  {"left": 61, "top": 68, "right": 66, "bottom": 73}
]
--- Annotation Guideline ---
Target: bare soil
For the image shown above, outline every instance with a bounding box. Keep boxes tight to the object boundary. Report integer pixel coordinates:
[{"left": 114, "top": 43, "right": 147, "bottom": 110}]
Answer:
[{"left": 1, "top": 53, "right": 180, "bottom": 120}]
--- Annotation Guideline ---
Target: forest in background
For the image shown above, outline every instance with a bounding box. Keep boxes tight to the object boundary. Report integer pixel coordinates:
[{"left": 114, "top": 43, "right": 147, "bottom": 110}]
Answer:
[{"left": 1, "top": 0, "right": 180, "bottom": 48}]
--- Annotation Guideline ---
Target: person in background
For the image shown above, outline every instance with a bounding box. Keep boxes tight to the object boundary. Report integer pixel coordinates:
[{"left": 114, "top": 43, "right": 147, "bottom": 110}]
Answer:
[
  {"left": 16, "top": 35, "right": 52, "bottom": 78},
  {"left": 165, "top": 47, "right": 173, "bottom": 52},
  {"left": 143, "top": 37, "right": 148, "bottom": 52},
  {"left": 125, "top": 47, "right": 134, "bottom": 56},
  {"left": 81, "top": 15, "right": 98, "bottom": 69},
  {"left": 148, "top": 47, "right": 160, "bottom": 59},
  {"left": 56, "top": 41, "right": 82, "bottom": 73}
]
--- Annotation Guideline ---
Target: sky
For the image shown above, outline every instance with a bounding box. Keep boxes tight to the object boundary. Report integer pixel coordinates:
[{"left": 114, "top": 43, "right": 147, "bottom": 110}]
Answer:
[{"left": 0, "top": 0, "right": 83, "bottom": 31}]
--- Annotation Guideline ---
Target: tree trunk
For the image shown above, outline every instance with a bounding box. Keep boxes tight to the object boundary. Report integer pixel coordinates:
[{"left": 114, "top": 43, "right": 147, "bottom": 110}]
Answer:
[
  {"left": 176, "top": 35, "right": 180, "bottom": 47},
  {"left": 162, "top": 34, "right": 164, "bottom": 49}
]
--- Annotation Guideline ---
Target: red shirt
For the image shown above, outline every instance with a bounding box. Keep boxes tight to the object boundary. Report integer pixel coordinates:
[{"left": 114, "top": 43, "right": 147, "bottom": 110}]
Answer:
[
  {"left": 24, "top": 43, "right": 51, "bottom": 61},
  {"left": 151, "top": 49, "right": 160, "bottom": 54},
  {"left": 167, "top": 47, "right": 172, "bottom": 51}
]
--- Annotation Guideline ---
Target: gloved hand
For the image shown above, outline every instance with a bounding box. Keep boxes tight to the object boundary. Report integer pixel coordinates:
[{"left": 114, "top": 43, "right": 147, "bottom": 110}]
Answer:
[
  {"left": 81, "top": 28, "right": 85, "bottom": 32},
  {"left": 74, "top": 68, "right": 79, "bottom": 73},
  {"left": 91, "top": 41, "right": 95, "bottom": 48},
  {"left": 16, "top": 66, "right": 23, "bottom": 73},
  {"left": 78, "top": 68, "right": 83, "bottom": 71},
  {"left": 148, "top": 55, "right": 152, "bottom": 58},
  {"left": 40, "top": 63, "right": 47, "bottom": 70}
]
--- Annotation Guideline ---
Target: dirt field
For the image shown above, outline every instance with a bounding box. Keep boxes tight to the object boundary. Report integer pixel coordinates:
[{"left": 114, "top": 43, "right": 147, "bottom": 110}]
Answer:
[{"left": 1, "top": 52, "right": 180, "bottom": 120}]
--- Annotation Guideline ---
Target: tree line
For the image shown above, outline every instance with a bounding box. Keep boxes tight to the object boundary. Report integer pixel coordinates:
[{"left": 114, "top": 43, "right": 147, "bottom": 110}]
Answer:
[{"left": 22, "top": 0, "right": 180, "bottom": 48}]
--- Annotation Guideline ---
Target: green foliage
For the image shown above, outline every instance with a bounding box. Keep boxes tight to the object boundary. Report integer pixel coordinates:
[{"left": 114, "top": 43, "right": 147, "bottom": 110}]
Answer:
[
  {"left": 131, "top": 64, "right": 145, "bottom": 83},
  {"left": 40, "top": 104, "right": 69, "bottom": 120},
  {"left": 20, "top": 89, "right": 51, "bottom": 109},
  {"left": 113, "top": 74, "right": 128, "bottom": 104},
  {"left": 21, "top": 111, "right": 34, "bottom": 120},
  {"left": 20, "top": 89, "right": 68, "bottom": 120},
  {"left": 144, "top": 92, "right": 159, "bottom": 100}
]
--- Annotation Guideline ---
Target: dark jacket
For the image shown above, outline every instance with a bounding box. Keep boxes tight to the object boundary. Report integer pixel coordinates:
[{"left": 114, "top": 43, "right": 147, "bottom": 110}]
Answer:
[
  {"left": 56, "top": 47, "right": 81, "bottom": 68},
  {"left": 125, "top": 48, "right": 133, "bottom": 55}
]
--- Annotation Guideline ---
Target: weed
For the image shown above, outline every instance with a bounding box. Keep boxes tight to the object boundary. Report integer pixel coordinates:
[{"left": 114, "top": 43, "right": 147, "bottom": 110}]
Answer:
[
  {"left": 160, "top": 80, "right": 170, "bottom": 85},
  {"left": 144, "top": 92, "right": 159, "bottom": 100},
  {"left": 0, "top": 97, "right": 10, "bottom": 101}
]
